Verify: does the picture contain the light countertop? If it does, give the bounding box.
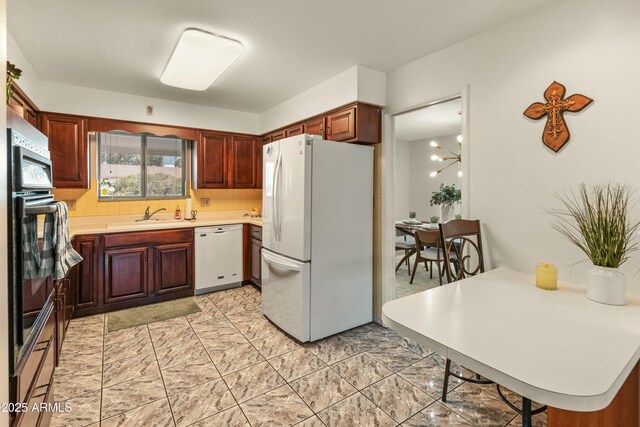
[382,268,640,412]
[67,210,262,237]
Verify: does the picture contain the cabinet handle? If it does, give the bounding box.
[34,339,51,352]
[32,384,49,399]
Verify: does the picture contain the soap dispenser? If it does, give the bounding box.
[174,205,182,220]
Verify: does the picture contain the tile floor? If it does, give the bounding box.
[51,284,547,426]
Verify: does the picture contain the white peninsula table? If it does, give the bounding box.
[382,268,640,427]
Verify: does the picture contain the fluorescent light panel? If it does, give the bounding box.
[161,28,243,91]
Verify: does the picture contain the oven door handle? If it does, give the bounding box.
[18,195,57,218]
[24,204,57,216]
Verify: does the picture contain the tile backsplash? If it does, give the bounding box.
[53,179,262,217]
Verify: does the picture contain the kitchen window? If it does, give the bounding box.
[97,132,186,199]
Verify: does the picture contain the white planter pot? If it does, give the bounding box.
[586,265,626,306]
[439,204,452,222]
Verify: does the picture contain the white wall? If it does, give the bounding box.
[7,31,41,105]
[393,140,411,220]
[386,0,640,292]
[409,134,460,220]
[259,65,385,133]
[38,81,260,134]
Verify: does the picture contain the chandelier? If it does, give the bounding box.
[429,134,462,178]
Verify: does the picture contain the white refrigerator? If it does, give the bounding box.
[261,134,373,342]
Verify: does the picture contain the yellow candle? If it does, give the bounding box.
[536,263,558,290]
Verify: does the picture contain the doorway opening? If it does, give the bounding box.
[391,96,464,299]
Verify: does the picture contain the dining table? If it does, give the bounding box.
[395,221,439,272]
[382,268,640,426]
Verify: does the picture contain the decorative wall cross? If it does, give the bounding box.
[524,81,592,152]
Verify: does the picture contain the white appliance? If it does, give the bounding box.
[194,225,243,294]
[262,134,373,342]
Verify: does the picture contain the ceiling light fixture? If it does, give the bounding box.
[161,28,244,91]
[429,135,462,178]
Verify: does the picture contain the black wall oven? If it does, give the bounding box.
[7,109,56,374]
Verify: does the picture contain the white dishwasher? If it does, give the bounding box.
[194,225,243,294]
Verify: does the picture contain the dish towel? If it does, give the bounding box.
[22,210,55,287]
[53,201,83,280]
[21,215,42,280]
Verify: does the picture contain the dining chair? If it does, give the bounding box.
[409,229,447,286]
[395,226,415,275]
[438,219,485,283]
[438,219,547,420]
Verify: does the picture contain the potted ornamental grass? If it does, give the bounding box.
[430,183,461,222]
[549,183,639,305]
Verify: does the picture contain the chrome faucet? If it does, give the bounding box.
[138,206,166,221]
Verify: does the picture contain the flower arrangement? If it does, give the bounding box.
[430,184,461,207]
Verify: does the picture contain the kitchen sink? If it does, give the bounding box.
[105,219,187,230]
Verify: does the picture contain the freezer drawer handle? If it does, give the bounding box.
[263,251,301,272]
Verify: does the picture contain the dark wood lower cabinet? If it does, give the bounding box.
[250,238,262,286]
[69,228,195,317]
[249,225,262,287]
[154,243,193,294]
[55,279,73,365]
[12,299,56,427]
[104,246,150,303]
[72,236,100,315]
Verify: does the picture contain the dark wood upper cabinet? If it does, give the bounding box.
[271,131,285,141]
[262,102,381,145]
[195,131,229,189]
[154,243,193,295]
[39,113,89,188]
[285,124,303,138]
[8,84,38,127]
[195,132,261,189]
[326,106,356,142]
[103,246,150,304]
[230,135,259,188]
[303,117,325,138]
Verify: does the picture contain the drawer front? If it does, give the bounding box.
[250,225,262,241]
[17,304,55,404]
[104,228,193,248]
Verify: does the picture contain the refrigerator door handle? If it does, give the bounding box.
[273,153,283,241]
[263,251,301,272]
[272,152,279,241]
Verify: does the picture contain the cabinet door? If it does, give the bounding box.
[104,246,149,304]
[154,243,193,295]
[196,131,229,188]
[271,131,285,141]
[40,114,89,188]
[326,106,356,142]
[250,238,262,286]
[230,135,259,188]
[303,117,325,138]
[73,236,100,310]
[285,124,303,138]
[54,280,69,363]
